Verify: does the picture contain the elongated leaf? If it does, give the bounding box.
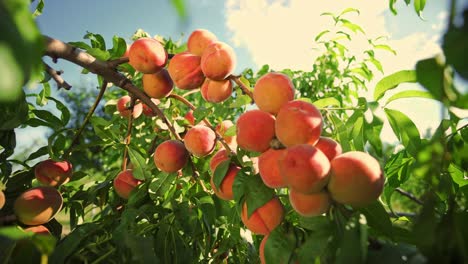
[315,30,330,42]
[359,201,393,238]
[386,90,435,105]
[339,8,360,16]
[384,108,421,156]
[213,160,231,190]
[36,83,51,106]
[312,97,341,108]
[32,0,45,17]
[415,56,444,99]
[127,146,148,180]
[48,97,71,126]
[389,0,398,15]
[32,110,63,129]
[374,44,397,55]
[414,0,426,17]
[374,70,417,101]
[170,0,187,19]
[340,19,365,34]
[265,226,297,264]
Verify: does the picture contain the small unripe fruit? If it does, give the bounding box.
[34,159,73,187]
[328,151,384,207]
[314,137,342,161]
[117,95,143,118]
[154,140,189,173]
[258,148,287,189]
[113,170,142,199]
[253,72,295,115]
[201,42,236,81]
[128,38,168,74]
[14,187,63,226]
[279,144,330,194]
[184,125,217,157]
[241,197,284,235]
[275,100,322,147]
[289,189,331,217]
[187,29,218,56]
[236,110,275,153]
[142,98,161,117]
[168,52,205,90]
[142,69,174,99]
[200,78,233,103]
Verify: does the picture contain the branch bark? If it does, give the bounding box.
[44,62,72,90]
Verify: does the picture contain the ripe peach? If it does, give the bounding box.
[210,164,240,200]
[167,52,205,90]
[184,110,195,125]
[14,186,63,226]
[187,29,218,56]
[142,98,161,117]
[258,148,287,188]
[328,151,385,207]
[128,38,168,74]
[236,110,275,153]
[289,189,331,217]
[209,149,231,173]
[275,100,323,147]
[241,197,284,235]
[142,69,174,99]
[117,95,143,118]
[215,120,236,148]
[0,190,4,209]
[34,159,73,187]
[154,140,189,173]
[201,42,236,81]
[113,170,142,199]
[184,125,217,157]
[253,72,295,115]
[315,137,342,161]
[200,78,233,103]
[278,144,330,194]
[24,225,51,236]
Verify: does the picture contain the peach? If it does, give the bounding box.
[0,190,4,209]
[201,42,236,81]
[24,225,51,236]
[128,38,168,74]
[167,52,205,90]
[328,151,385,207]
[236,110,275,153]
[259,234,268,264]
[253,72,295,115]
[154,140,189,173]
[278,144,330,194]
[184,125,217,157]
[200,78,233,103]
[275,100,323,147]
[289,189,331,217]
[117,95,143,118]
[209,149,231,173]
[241,197,284,235]
[187,29,218,56]
[142,69,174,99]
[314,137,342,161]
[113,170,142,199]
[142,98,161,117]
[34,159,73,187]
[258,148,287,189]
[215,120,236,148]
[14,186,63,226]
[184,110,195,125]
[210,164,240,200]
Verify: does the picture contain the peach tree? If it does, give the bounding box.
[0,0,467,263]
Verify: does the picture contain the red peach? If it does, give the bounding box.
[34,159,73,187]
[113,170,142,199]
[117,95,143,118]
[236,110,275,153]
[24,225,51,236]
[215,120,236,148]
[241,197,284,235]
[142,69,174,99]
[184,125,217,157]
[259,234,268,264]
[200,78,233,103]
[13,187,63,226]
[154,140,189,173]
[142,98,161,117]
[258,148,287,188]
[184,110,195,125]
[210,164,240,200]
[128,38,168,74]
[187,29,218,56]
[168,52,205,90]
[253,72,295,115]
[289,189,331,217]
[314,137,342,161]
[201,41,236,81]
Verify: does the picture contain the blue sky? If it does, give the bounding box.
[19,0,467,152]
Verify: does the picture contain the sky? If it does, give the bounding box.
[18,0,468,153]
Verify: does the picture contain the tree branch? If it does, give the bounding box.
[228,75,254,101]
[395,187,424,206]
[43,35,181,141]
[43,62,72,90]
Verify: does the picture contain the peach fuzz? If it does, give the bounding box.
[167,52,205,90]
[187,29,218,56]
[154,140,189,173]
[209,149,231,173]
[184,125,217,157]
[201,78,233,103]
[215,120,236,148]
[236,110,276,153]
[258,148,287,189]
[117,95,143,118]
[275,100,323,147]
[142,98,161,117]
[0,190,4,209]
[241,197,284,235]
[278,144,330,194]
[113,170,142,199]
[34,159,72,187]
[328,151,385,207]
[128,38,168,74]
[314,137,342,161]
[24,225,51,236]
[210,164,240,200]
[289,189,331,217]
[253,72,295,115]
[201,41,236,81]
[13,186,63,226]
[142,69,174,99]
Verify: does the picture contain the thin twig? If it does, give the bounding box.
[228,75,254,101]
[122,97,136,171]
[187,156,209,193]
[181,89,200,98]
[43,62,72,90]
[63,81,108,159]
[107,57,129,68]
[395,187,424,206]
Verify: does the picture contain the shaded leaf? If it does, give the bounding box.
[384,108,421,156]
[374,70,417,101]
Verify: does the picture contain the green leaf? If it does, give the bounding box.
[264,226,297,264]
[340,19,365,34]
[127,146,148,180]
[48,97,71,126]
[315,30,330,42]
[297,217,333,261]
[336,214,368,264]
[0,90,28,130]
[32,110,63,129]
[413,0,426,17]
[84,31,106,50]
[170,0,187,19]
[415,56,444,99]
[374,70,417,101]
[213,159,231,190]
[232,171,275,217]
[389,0,398,15]
[193,105,213,122]
[374,44,397,55]
[448,163,468,189]
[384,108,421,156]
[26,146,48,161]
[110,35,127,58]
[359,201,393,238]
[0,226,32,240]
[385,90,435,105]
[224,125,236,137]
[229,94,251,108]
[36,83,51,106]
[32,0,45,17]
[312,97,341,108]
[339,8,360,16]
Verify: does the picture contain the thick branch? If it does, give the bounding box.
[44,62,72,90]
[228,75,254,101]
[43,35,181,141]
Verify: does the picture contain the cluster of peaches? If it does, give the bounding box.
[1,159,73,236]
